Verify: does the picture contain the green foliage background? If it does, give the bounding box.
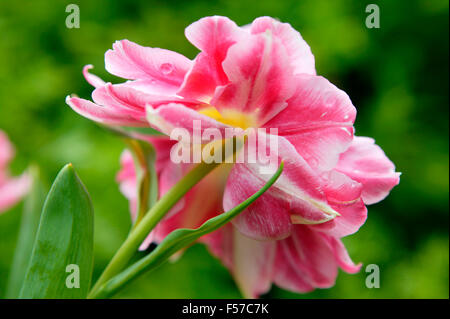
[0,0,448,298]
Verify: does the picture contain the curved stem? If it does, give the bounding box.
[88,137,243,298]
[89,161,219,297]
[89,162,284,299]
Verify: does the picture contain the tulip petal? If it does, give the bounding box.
[116,138,183,240]
[336,136,400,205]
[201,224,234,269]
[0,173,31,213]
[177,54,222,102]
[185,16,243,57]
[310,198,368,238]
[150,164,225,245]
[224,134,339,240]
[275,225,338,289]
[274,227,360,293]
[250,17,316,75]
[142,136,177,172]
[179,16,243,100]
[264,74,356,172]
[306,170,367,238]
[223,162,292,240]
[93,83,198,114]
[116,150,137,217]
[105,39,192,86]
[117,138,228,249]
[146,103,230,142]
[120,79,179,96]
[202,224,276,298]
[323,170,362,204]
[92,84,146,113]
[211,32,296,125]
[82,65,106,89]
[0,130,14,169]
[273,247,315,293]
[232,228,276,298]
[326,236,362,273]
[66,96,147,126]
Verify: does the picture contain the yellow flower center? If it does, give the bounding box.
[199,106,257,129]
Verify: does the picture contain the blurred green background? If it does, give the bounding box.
[0,0,448,298]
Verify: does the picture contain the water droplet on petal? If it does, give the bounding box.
[307,157,319,169]
[160,63,174,75]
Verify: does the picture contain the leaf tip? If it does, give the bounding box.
[61,163,76,175]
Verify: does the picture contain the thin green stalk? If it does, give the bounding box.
[89,161,218,296]
[89,162,284,299]
[124,139,158,230]
[88,137,243,297]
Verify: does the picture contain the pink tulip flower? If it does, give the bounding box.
[0,130,31,213]
[117,134,399,297]
[68,16,400,297]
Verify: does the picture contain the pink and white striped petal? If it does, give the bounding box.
[116,150,138,217]
[178,16,243,101]
[201,224,276,298]
[310,198,368,238]
[66,96,147,126]
[250,16,316,75]
[93,83,198,113]
[105,39,192,86]
[325,236,362,273]
[336,136,400,205]
[276,225,338,288]
[272,245,315,293]
[264,74,356,173]
[223,162,292,240]
[303,169,367,238]
[231,228,276,298]
[82,65,106,89]
[149,164,225,246]
[223,134,340,240]
[146,103,230,142]
[211,32,296,125]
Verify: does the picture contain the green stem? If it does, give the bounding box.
[125,139,157,230]
[89,162,284,299]
[88,137,243,298]
[88,160,220,297]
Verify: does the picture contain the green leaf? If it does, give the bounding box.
[19,164,94,299]
[5,166,47,298]
[90,162,284,299]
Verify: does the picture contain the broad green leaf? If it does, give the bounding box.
[90,162,284,299]
[19,164,94,299]
[6,166,47,298]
